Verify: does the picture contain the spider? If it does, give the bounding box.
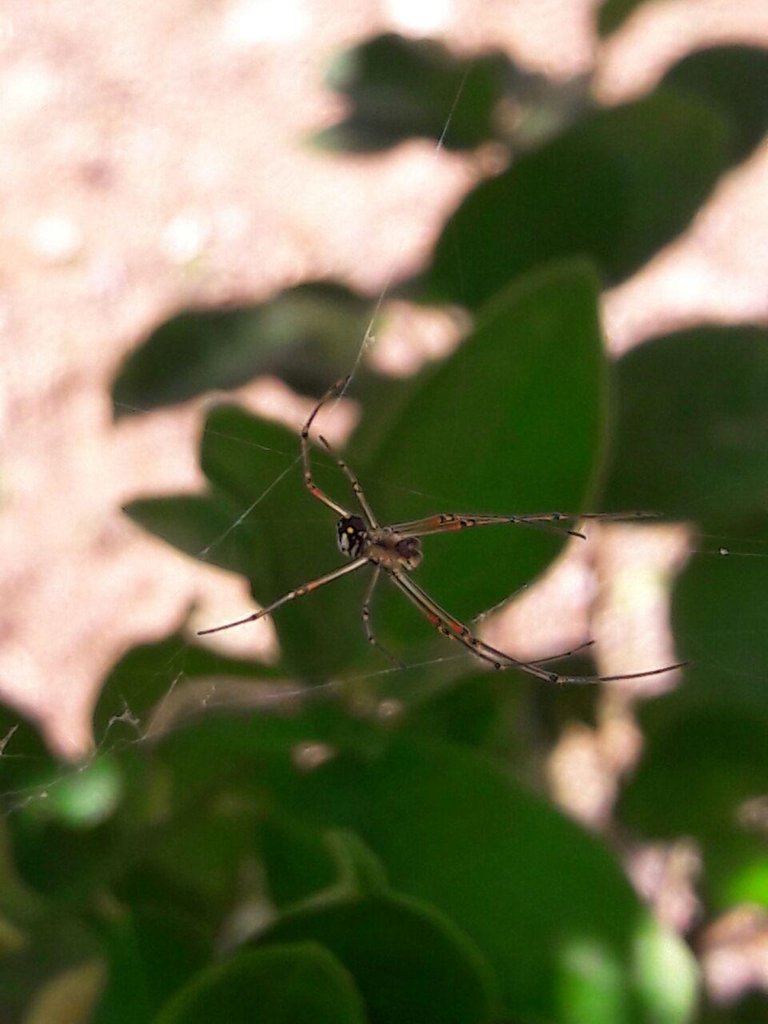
[199,377,686,685]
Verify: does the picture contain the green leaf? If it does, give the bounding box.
[256,891,497,1024]
[661,46,768,163]
[426,91,731,307]
[0,705,59,816]
[361,261,607,641]
[112,284,371,417]
[314,32,510,152]
[93,635,278,745]
[124,494,252,577]
[604,326,768,523]
[155,943,366,1024]
[91,906,208,1024]
[261,735,698,1023]
[673,538,768,712]
[198,261,609,677]
[618,698,768,911]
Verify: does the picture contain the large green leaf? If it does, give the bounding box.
[256,892,497,1024]
[426,91,730,308]
[604,327,768,522]
[261,735,698,1023]
[155,943,367,1024]
[91,905,207,1024]
[198,261,608,679]
[360,261,607,642]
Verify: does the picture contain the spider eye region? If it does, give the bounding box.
[336,515,369,559]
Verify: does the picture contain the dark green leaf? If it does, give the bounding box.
[426,91,731,307]
[155,943,366,1024]
[261,735,698,1022]
[661,46,768,162]
[124,494,252,576]
[112,284,371,417]
[314,33,510,152]
[361,261,607,640]
[257,891,497,1024]
[93,635,278,745]
[604,327,768,522]
[0,705,59,815]
[619,698,768,911]
[673,539,768,712]
[92,905,207,1024]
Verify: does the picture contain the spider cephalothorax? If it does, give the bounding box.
[199,377,685,686]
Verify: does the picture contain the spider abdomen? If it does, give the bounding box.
[368,530,423,571]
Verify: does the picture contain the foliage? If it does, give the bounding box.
[3,30,768,1024]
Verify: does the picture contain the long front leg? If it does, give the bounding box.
[387,510,660,542]
[300,378,352,518]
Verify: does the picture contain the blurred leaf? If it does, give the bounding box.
[93,635,278,745]
[604,327,768,522]
[426,91,731,308]
[256,891,497,1024]
[0,915,99,1024]
[673,537,768,711]
[124,493,253,577]
[402,672,512,750]
[0,706,59,816]
[112,284,371,417]
[155,943,366,1024]
[260,817,338,910]
[92,905,208,1024]
[261,734,698,1022]
[198,261,609,677]
[661,46,768,162]
[597,0,651,35]
[24,960,104,1024]
[619,698,768,910]
[314,33,510,152]
[621,534,768,909]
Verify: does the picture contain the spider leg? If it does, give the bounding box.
[388,510,661,542]
[387,513,587,541]
[361,565,405,668]
[388,570,558,683]
[197,556,368,636]
[388,570,687,685]
[301,378,353,518]
[317,434,379,529]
